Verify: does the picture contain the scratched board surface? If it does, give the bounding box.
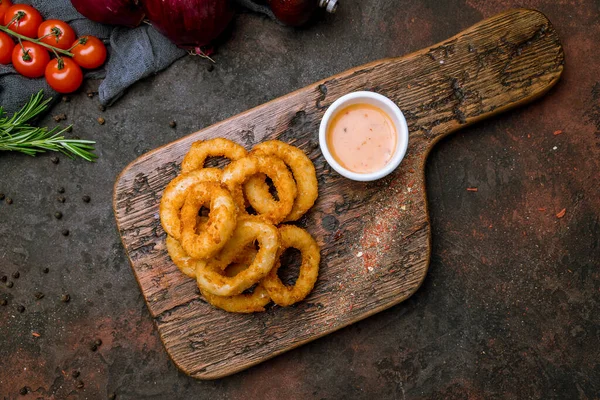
[113,9,563,379]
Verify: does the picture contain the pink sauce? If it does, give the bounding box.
[327,103,397,173]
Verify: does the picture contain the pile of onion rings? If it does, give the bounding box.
[159,138,320,313]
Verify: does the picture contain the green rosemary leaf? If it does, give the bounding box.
[0,91,97,161]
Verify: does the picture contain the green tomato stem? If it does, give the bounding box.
[0,24,74,57]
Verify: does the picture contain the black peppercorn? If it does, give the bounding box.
[72,370,80,378]
[6,197,13,205]
[53,113,67,122]
[99,105,106,112]
[95,339,102,346]
[17,305,25,313]
[169,120,177,128]
[61,294,70,303]
[12,271,19,279]
[51,156,60,164]
[62,96,70,103]
[19,387,28,395]
[58,187,65,194]
[54,211,63,220]
[0,193,4,200]
[108,393,117,400]
[0,275,6,282]
[43,268,49,274]
[61,229,70,236]
[0,299,7,306]
[90,343,98,352]
[35,292,44,300]
[6,281,13,288]
[82,195,91,203]
[207,64,214,72]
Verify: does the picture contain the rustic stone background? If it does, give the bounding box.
[0,0,598,399]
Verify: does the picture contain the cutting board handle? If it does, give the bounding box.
[315,8,564,148]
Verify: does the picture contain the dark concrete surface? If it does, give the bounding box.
[1,0,599,399]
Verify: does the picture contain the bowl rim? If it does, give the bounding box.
[318,91,409,182]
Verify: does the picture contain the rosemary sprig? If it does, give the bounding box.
[0,91,97,162]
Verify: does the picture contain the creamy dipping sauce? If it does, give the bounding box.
[326,103,397,174]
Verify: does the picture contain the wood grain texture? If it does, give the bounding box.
[113,9,563,379]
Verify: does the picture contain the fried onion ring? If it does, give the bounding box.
[166,235,203,278]
[201,285,270,313]
[262,225,320,306]
[180,182,237,259]
[200,247,271,313]
[159,168,222,240]
[181,138,247,173]
[245,140,318,221]
[196,218,281,296]
[222,155,297,224]
[166,217,208,278]
[223,246,258,277]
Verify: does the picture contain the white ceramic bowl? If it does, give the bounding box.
[319,91,409,182]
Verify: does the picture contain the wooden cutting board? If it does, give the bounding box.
[113,9,563,379]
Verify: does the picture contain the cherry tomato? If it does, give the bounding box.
[0,0,13,21]
[12,41,49,78]
[4,4,43,38]
[45,58,83,94]
[71,36,107,69]
[38,20,76,51]
[0,31,14,65]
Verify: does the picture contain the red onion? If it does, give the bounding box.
[143,0,235,50]
[70,0,145,28]
[268,0,318,27]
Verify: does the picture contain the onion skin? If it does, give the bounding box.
[70,0,145,28]
[143,0,235,49]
